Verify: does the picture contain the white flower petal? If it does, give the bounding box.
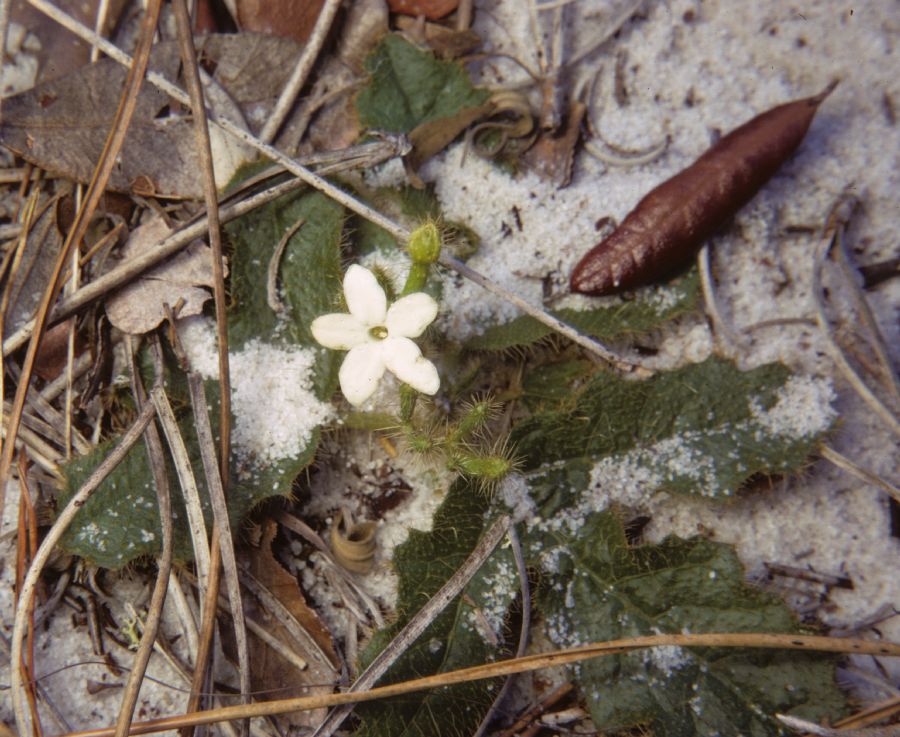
[385,292,438,339]
[339,343,386,406]
[311,313,369,350]
[344,265,387,326]
[382,337,440,396]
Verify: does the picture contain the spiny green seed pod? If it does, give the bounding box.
[407,221,442,264]
[405,428,440,455]
[449,452,512,482]
[454,399,496,440]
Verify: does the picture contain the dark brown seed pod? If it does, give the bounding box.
[570,82,838,295]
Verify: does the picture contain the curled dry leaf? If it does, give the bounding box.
[330,510,377,574]
[0,34,305,198]
[105,217,221,334]
[570,83,837,295]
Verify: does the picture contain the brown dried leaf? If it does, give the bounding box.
[388,0,459,20]
[236,0,326,44]
[406,100,494,172]
[0,34,304,198]
[33,319,83,383]
[104,217,217,334]
[9,0,127,85]
[2,195,62,336]
[242,520,339,730]
[395,16,481,59]
[522,99,586,188]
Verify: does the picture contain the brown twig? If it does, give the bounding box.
[310,515,512,737]
[186,372,251,733]
[259,0,343,144]
[10,400,157,733]
[171,6,237,730]
[47,633,900,737]
[114,339,174,737]
[0,0,161,538]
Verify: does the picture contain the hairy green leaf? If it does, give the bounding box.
[355,479,514,737]
[466,267,699,351]
[356,34,490,135]
[529,511,846,736]
[59,184,345,567]
[513,356,835,501]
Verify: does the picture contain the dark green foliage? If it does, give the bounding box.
[354,479,511,737]
[356,34,490,134]
[528,511,847,736]
[512,356,830,499]
[59,186,345,567]
[466,267,699,351]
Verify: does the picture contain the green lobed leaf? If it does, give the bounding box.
[356,34,490,135]
[225,185,345,397]
[354,479,515,737]
[466,266,700,351]
[59,377,321,569]
[59,183,345,567]
[528,510,846,736]
[512,356,834,500]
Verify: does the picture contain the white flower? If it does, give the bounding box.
[311,265,440,406]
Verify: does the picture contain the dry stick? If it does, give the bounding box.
[819,445,900,503]
[186,372,252,731]
[25,0,649,376]
[832,227,900,403]
[167,572,200,670]
[0,191,40,432]
[443,254,650,375]
[171,0,231,498]
[310,515,512,737]
[237,571,337,676]
[833,695,900,731]
[16,456,42,736]
[90,0,111,63]
[697,243,742,351]
[170,6,236,732]
[149,388,212,601]
[3,134,401,359]
[10,401,157,734]
[183,526,223,737]
[115,346,175,737]
[0,0,161,536]
[2,177,306,357]
[473,524,531,737]
[267,218,305,313]
[812,228,900,437]
[496,683,574,737]
[258,0,343,144]
[50,633,900,737]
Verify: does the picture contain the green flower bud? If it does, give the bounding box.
[407,221,442,264]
